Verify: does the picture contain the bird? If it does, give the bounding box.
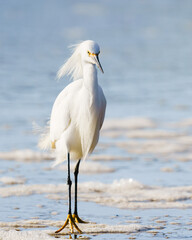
[39,40,106,234]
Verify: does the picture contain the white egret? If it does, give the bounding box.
[39,40,106,233]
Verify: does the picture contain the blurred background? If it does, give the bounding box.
[1,0,192,150]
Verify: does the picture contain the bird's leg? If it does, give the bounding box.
[72,159,88,224]
[55,153,82,234]
[73,159,80,217]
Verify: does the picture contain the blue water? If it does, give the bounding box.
[1,0,192,151]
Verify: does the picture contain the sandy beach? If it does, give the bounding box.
[0,118,192,239]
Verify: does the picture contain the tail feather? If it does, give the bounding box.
[38,131,51,150]
[37,122,51,150]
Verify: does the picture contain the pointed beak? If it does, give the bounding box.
[93,54,104,73]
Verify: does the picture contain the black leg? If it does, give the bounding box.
[67,152,72,215]
[72,160,87,223]
[55,153,82,234]
[74,159,81,215]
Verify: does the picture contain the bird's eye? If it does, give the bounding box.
[87,51,90,55]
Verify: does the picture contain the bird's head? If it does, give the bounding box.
[57,40,104,81]
[80,40,104,73]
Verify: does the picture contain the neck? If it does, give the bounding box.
[83,63,98,94]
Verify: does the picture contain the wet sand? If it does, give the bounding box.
[0,117,192,239]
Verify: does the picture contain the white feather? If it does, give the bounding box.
[38,123,51,150]
[39,40,106,167]
[57,43,83,81]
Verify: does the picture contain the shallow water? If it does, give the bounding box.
[1,0,192,239]
[0,119,192,239]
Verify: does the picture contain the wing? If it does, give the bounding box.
[98,85,107,130]
[86,86,106,156]
[50,80,82,146]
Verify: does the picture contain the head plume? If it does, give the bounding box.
[57,40,101,81]
[57,42,83,81]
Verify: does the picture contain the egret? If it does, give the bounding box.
[39,40,106,233]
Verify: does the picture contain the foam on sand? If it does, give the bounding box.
[77,179,192,209]
[0,220,155,239]
[0,177,26,185]
[1,117,192,164]
[57,161,115,174]
[102,117,156,131]
[0,179,192,209]
[0,149,54,162]
[0,230,54,240]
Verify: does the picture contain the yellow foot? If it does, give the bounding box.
[55,214,82,234]
[72,213,88,224]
